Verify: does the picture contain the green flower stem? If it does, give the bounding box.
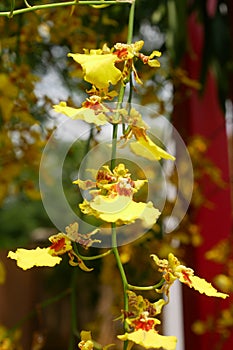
[111,123,119,170]
[0,1,131,17]
[112,223,129,338]
[9,0,15,17]
[127,0,136,44]
[128,278,165,291]
[73,243,113,260]
[109,4,137,349]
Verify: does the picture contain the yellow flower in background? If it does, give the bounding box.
[78,331,94,350]
[0,261,6,284]
[0,325,22,350]
[151,253,229,299]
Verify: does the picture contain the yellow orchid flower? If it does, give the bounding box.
[8,247,62,270]
[75,163,160,226]
[113,41,161,84]
[68,51,122,89]
[114,40,161,68]
[74,163,147,198]
[119,291,175,350]
[8,223,100,271]
[83,195,160,227]
[65,222,101,249]
[53,99,108,126]
[49,232,73,255]
[151,253,229,299]
[118,329,177,350]
[67,41,161,90]
[129,127,175,161]
[78,331,94,350]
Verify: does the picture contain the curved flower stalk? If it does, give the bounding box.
[5,2,229,349]
[8,222,100,271]
[74,163,161,227]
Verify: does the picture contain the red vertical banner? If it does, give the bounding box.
[173,8,232,350]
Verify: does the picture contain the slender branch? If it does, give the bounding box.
[126,0,136,44]
[111,124,118,169]
[9,0,15,17]
[73,243,113,260]
[112,223,129,338]
[24,0,32,7]
[128,278,165,291]
[0,1,132,17]
[109,4,137,350]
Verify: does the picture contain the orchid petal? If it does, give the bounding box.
[8,248,61,270]
[118,329,177,350]
[68,53,122,89]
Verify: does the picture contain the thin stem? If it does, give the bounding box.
[9,0,15,17]
[127,0,136,44]
[112,223,129,337]
[128,278,165,291]
[111,124,118,170]
[109,4,137,350]
[73,243,113,260]
[1,1,131,17]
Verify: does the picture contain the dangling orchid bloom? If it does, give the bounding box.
[121,119,175,161]
[8,222,100,271]
[53,41,161,126]
[68,40,161,88]
[118,291,177,350]
[74,163,160,227]
[53,95,109,126]
[151,253,229,298]
[113,40,161,84]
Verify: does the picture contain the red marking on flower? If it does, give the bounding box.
[122,311,135,320]
[115,179,135,197]
[50,238,65,252]
[96,170,116,184]
[114,48,129,60]
[133,319,155,331]
[85,180,96,188]
[138,53,149,64]
[83,100,102,111]
[181,269,192,287]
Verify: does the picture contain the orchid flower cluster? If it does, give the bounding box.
[8,36,228,350]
